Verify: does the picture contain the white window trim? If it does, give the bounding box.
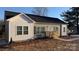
[23,26,28,35]
[17,26,22,35]
[16,26,28,35]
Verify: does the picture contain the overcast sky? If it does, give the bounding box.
[0,7,70,20]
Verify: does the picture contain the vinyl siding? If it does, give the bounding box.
[7,14,34,41]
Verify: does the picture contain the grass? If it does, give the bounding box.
[0,38,79,51]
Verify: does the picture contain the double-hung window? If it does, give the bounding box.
[40,27,45,33]
[63,27,65,32]
[34,27,45,34]
[17,26,22,35]
[23,26,28,34]
[17,26,28,35]
[34,27,40,34]
[53,27,58,32]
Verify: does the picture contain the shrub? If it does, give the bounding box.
[52,31,60,39]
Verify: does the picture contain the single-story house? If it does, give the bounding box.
[4,11,67,42]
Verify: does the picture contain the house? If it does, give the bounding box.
[4,11,67,42]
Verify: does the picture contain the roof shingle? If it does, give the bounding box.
[5,11,66,24]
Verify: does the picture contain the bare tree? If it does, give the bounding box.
[32,7,48,16]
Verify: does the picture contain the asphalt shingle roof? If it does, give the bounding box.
[5,11,66,24]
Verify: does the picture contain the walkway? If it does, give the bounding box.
[57,35,79,41]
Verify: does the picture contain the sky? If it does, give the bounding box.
[0,7,70,20]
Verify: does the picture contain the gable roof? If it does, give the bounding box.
[5,11,67,24]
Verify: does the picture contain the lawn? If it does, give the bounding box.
[0,38,79,51]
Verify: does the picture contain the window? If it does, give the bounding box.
[34,27,36,34]
[63,27,65,32]
[56,27,58,31]
[17,26,22,35]
[17,26,28,35]
[23,26,28,34]
[34,27,45,34]
[53,27,56,31]
[53,27,58,31]
[34,27,40,34]
[40,27,45,33]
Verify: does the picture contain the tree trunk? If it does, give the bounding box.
[77,16,79,34]
[77,20,79,34]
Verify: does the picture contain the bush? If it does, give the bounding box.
[52,31,60,39]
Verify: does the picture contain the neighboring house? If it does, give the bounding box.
[4,11,67,42]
